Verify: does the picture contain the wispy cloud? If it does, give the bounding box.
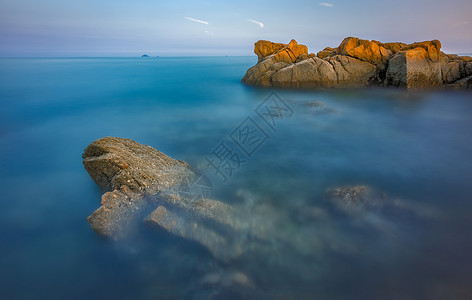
[319,2,334,7]
[248,19,264,28]
[184,17,209,25]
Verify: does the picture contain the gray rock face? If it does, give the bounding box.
[385,48,443,88]
[269,55,378,88]
[242,37,472,89]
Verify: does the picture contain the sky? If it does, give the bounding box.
[0,0,471,57]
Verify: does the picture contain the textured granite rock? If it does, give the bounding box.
[242,37,472,89]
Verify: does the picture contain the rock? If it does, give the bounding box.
[241,39,310,87]
[440,53,472,84]
[273,39,309,64]
[254,40,286,61]
[379,42,407,53]
[317,47,337,59]
[386,47,443,88]
[269,54,378,88]
[325,185,380,213]
[242,37,472,89]
[337,37,392,66]
[83,137,194,237]
[144,206,242,260]
[449,75,472,89]
[398,40,441,62]
[83,137,255,260]
[83,137,191,194]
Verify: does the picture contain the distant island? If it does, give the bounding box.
[141,54,150,58]
[242,37,472,89]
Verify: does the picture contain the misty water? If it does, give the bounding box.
[1,57,472,299]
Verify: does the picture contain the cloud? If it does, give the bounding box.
[319,2,334,7]
[184,17,209,25]
[248,19,264,28]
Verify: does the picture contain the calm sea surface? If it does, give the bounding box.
[1,57,472,299]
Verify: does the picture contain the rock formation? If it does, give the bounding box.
[83,137,245,260]
[242,37,472,89]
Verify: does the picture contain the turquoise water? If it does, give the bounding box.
[1,57,472,299]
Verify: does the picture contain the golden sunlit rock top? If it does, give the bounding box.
[242,37,472,89]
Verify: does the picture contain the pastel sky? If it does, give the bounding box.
[1,0,471,57]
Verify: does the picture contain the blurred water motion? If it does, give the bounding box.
[0,57,471,299]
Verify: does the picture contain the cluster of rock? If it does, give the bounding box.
[83,137,246,260]
[242,37,472,89]
[83,137,439,264]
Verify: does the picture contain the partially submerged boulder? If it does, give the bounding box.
[242,37,472,89]
[83,137,244,260]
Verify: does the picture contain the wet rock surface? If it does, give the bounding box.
[242,37,472,89]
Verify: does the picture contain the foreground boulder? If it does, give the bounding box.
[83,137,244,260]
[242,37,472,89]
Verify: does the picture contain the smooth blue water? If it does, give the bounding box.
[1,57,472,299]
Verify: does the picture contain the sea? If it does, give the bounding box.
[1,57,472,299]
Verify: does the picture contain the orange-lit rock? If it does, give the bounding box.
[273,39,308,64]
[386,47,442,88]
[337,37,391,66]
[316,47,337,59]
[254,40,286,61]
[242,37,471,89]
[399,40,441,62]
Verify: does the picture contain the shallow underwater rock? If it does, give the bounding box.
[242,37,472,89]
[325,185,383,213]
[144,205,243,260]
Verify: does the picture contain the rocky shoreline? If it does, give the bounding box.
[242,37,472,89]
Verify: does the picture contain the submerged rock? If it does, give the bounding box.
[242,37,472,89]
[325,185,382,213]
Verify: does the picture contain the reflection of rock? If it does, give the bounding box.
[201,270,252,288]
[306,100,325,108]
[305,100,338,115]
[242,37,472,89]
[83,137,245,260]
